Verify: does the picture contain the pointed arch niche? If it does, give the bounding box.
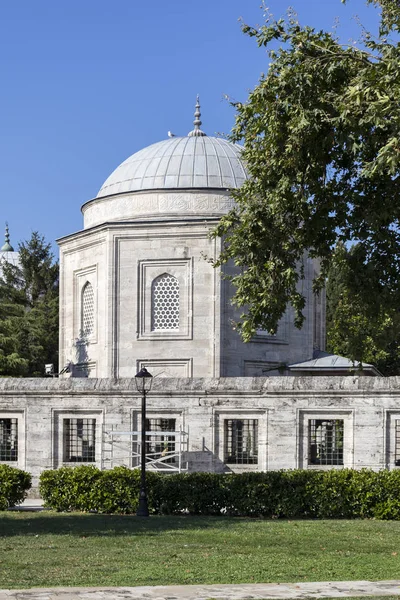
[74,265,97,344]
[138,258,193,340]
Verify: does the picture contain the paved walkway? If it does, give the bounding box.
[1,581,400,600]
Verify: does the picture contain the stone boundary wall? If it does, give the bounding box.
[1,376,400,495]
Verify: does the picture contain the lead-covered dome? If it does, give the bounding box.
[97,97,248,198]
[97,137,248,198]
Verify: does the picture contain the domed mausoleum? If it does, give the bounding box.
[1,101,387,489]
[58,99,325,378]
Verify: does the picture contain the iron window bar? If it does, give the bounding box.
[63,418,96,463]
[224,419,258,465]
[395,420,400,466]
[0,418,18,462]
[308,419,344,466]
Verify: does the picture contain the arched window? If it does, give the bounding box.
[151,273,179,331]
[81,282,95,338]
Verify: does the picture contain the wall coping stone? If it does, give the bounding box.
[0,376,400,395]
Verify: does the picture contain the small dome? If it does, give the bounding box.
[97,136,248,198]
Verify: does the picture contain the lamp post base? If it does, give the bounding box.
[137,491,149,517]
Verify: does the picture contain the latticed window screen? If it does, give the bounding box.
[0,418,18,461]
[81,282,95,337]
[151,273,179,330]
[224,419,258,464]
[63,418,96,462]
[308,419,344,466]
[145,418,176,463]
[395,420,400,466]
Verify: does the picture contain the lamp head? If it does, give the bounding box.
[135,366,153,393]
[45,363,54,376]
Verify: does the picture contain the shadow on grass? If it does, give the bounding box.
[0,512,244,537]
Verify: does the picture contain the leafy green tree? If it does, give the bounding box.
[213,0,400,362]
[0,232,59,376]
[326,243,400,374]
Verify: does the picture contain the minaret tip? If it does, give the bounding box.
[1,223,14,252]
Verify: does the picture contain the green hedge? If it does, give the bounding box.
[0,464,32,509]
[39,466,400,519]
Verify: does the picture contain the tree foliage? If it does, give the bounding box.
[0,232,59,376]
[214,0,400,361]
[326,243,400,374]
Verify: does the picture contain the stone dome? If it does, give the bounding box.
[97,135,248,198]
[97,97,248,198]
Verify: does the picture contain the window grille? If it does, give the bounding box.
[151,274,179,330]
[63,418,96,463]
[224,419,258,464]
[0,418,18,461]
[308,419,344,466]
[395,420,400,466]
[81,282,95,337]
[256,329,276,337]
[145,418,176,463]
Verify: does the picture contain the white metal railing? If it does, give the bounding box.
[105,427,189,473]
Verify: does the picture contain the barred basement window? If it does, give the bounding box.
[308,419,344,466]
[81,282,94,337]
[224,419,258,465]
[63,418,96,462]
[0,418,18,461]
[395,420,400,466]
[145,418,176,463]
[151,273,179,331]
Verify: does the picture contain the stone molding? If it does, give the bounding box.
[82,190,235,229]
[136,358,193,377]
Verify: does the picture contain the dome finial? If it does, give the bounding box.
[1,223,14,252]
[188,95,207,137]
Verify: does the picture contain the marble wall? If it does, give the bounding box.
[1,376,399,495]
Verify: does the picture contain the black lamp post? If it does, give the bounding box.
[135,366,153,517]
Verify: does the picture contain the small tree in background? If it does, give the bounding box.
[0,303,28,376]
[0,232,59,377]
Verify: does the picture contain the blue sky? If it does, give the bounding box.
[0,0,381,256]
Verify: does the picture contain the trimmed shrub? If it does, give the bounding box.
[94,467,159,514]
[151,471,230,515]
[0,464,31,509]
[39,465,102,511]
[371,470,400,519]
[94,467,140,514]
[39,467,400,519]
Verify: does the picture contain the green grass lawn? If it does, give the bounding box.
[1,513,400,589]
